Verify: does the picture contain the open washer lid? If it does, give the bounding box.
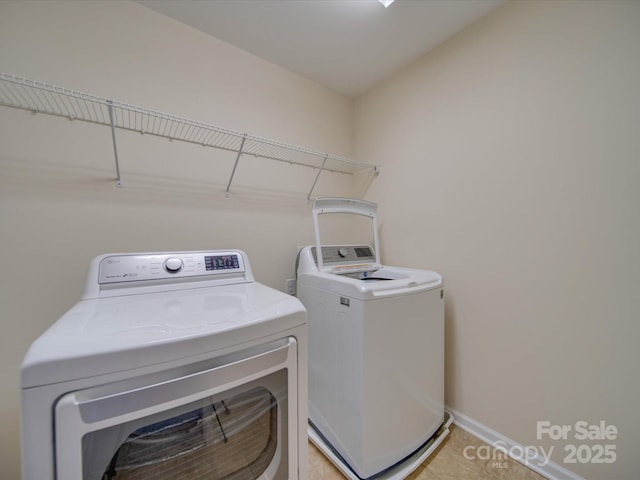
[312,198,381,272]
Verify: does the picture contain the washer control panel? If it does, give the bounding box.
[316,245,375,265]
[98,251,245,284]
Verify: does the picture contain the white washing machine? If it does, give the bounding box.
[296,198,452,480]
[21,250,307,480]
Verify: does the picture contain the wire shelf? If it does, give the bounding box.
[0,72,378,197]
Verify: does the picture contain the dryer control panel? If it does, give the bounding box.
[97,251,246,284]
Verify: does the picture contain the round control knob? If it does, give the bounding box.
[164,257,183,273]
[338,247,349,258]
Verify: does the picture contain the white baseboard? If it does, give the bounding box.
[446,406,585,480]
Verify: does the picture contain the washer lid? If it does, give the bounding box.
[312,198,381,271]
[21,282,305,388]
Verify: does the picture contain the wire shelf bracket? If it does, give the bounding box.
[307,155,328,202]
[225,134,247,197]
[0,72,380,197]
[106,100,123,188]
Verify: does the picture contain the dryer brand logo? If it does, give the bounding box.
[340,297,350,307]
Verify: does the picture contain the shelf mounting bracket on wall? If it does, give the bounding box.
[225,133,247,197]
[307,155,328,202]
[106,100,123,187]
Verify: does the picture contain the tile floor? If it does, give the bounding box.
[308,425,546,480]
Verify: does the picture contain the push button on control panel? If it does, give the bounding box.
[163,257,184,273]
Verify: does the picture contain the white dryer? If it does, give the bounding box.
[21,250,307,480]
[296,198,452,480]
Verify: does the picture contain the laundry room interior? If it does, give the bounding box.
[1,1,638,479]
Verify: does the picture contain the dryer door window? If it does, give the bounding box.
[54,339,297,480]
[96,381,283,480]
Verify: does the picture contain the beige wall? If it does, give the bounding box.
[0,1,356,478]
[356,1,639,478]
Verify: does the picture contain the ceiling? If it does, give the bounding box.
[138,0,506,98]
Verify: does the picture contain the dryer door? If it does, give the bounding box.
[54,338,297,480]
